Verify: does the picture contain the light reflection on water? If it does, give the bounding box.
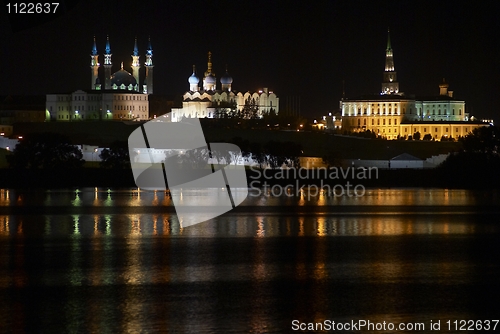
[0,188,499,333]
[1,187,499,207]
[0,214,486,238]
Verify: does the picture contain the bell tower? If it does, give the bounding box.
[381,29,399,95]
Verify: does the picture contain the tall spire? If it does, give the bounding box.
[90,36,100,90]
[131,38,140,92]
[147,36,152,54]
[91,36,98,56]
[133,37,139,56]
[144,36,154,94]
[205,51,213,76]
[386,28,391,50]
[104,35,113,89]
[105,35,111,54]
[381,28,399,95]
[145,36,153,66]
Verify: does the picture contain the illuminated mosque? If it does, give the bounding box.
[46,36,152,121]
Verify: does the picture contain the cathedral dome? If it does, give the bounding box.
[220,72,233,85]
[189,73,199,84]
[205,74,216,85]
[111,69,137,87]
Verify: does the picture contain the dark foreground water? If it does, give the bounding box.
[0,188,499,333]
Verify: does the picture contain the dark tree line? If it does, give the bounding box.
[438,125,500,187]
[7,133,85,169]
[7,134,133,170]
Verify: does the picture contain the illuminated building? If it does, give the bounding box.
[170,52,279,122]
[46,36,152,121]
[46,90,149,121]
[341,30,488,140]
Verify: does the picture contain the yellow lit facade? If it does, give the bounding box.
[341,31,488,140]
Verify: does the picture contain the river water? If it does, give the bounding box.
[0,188,499,333]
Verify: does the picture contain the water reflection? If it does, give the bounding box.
[0,188,499,333]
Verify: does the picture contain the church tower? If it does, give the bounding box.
[381,29,399,95]
[131,38,140,92]
[104,35,113,90]
[203,51,216,91]
[90,37,100,90]
[144,37,154,94]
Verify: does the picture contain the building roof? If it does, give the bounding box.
[391,153,422,161]
[417,95,464,102]
[111,69,137,87]
[400,120,487,125]
[343,94,414,102]
[343,94,464,102]
[48,89,146,95]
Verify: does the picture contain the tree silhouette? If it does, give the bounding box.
[241,97,259,119]
[7,133,84,169]
[99,141,132,169]
[461,126,499,154]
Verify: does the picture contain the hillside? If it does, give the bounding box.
[10,121,461,160]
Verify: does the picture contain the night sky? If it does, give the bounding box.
[1,0,499,120]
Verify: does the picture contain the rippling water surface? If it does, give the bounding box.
[0,188,499,333]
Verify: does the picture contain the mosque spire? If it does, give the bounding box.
[91,36,98,56]
[90,36,100,90]
[144,36,154,94]
[133,37,139,56]
[105,35,111,54]
[104,35,113,89]
[147,36,152,53]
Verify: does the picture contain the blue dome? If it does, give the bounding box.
[205,74,216,84]
[189,73,199,84]
[111,69,137,87]
[220,72,233,85]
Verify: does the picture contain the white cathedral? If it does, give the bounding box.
[340,30,487,140]
[170,52,279,122]
[46,36,153,121]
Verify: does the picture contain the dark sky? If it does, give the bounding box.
[1,0,499,120]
